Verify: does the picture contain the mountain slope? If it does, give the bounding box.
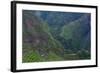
[22,10,64,62]
[22,10,91,62]
[60,14,91,59]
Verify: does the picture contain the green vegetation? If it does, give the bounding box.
[22,10,91,63]
[23,50,44,62]
[23,49,63,62]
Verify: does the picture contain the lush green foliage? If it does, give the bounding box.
[22,10,91,63]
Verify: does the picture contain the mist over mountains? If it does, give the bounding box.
[22,10,91,62]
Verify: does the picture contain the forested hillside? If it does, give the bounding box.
[22,10,91,63]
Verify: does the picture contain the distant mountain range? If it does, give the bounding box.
[22,10,91,63]
[36,11,91,51]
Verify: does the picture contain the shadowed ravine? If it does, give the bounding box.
[22,10,91,63]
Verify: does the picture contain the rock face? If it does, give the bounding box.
[22,10,91,63]
[22,10,64,62]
